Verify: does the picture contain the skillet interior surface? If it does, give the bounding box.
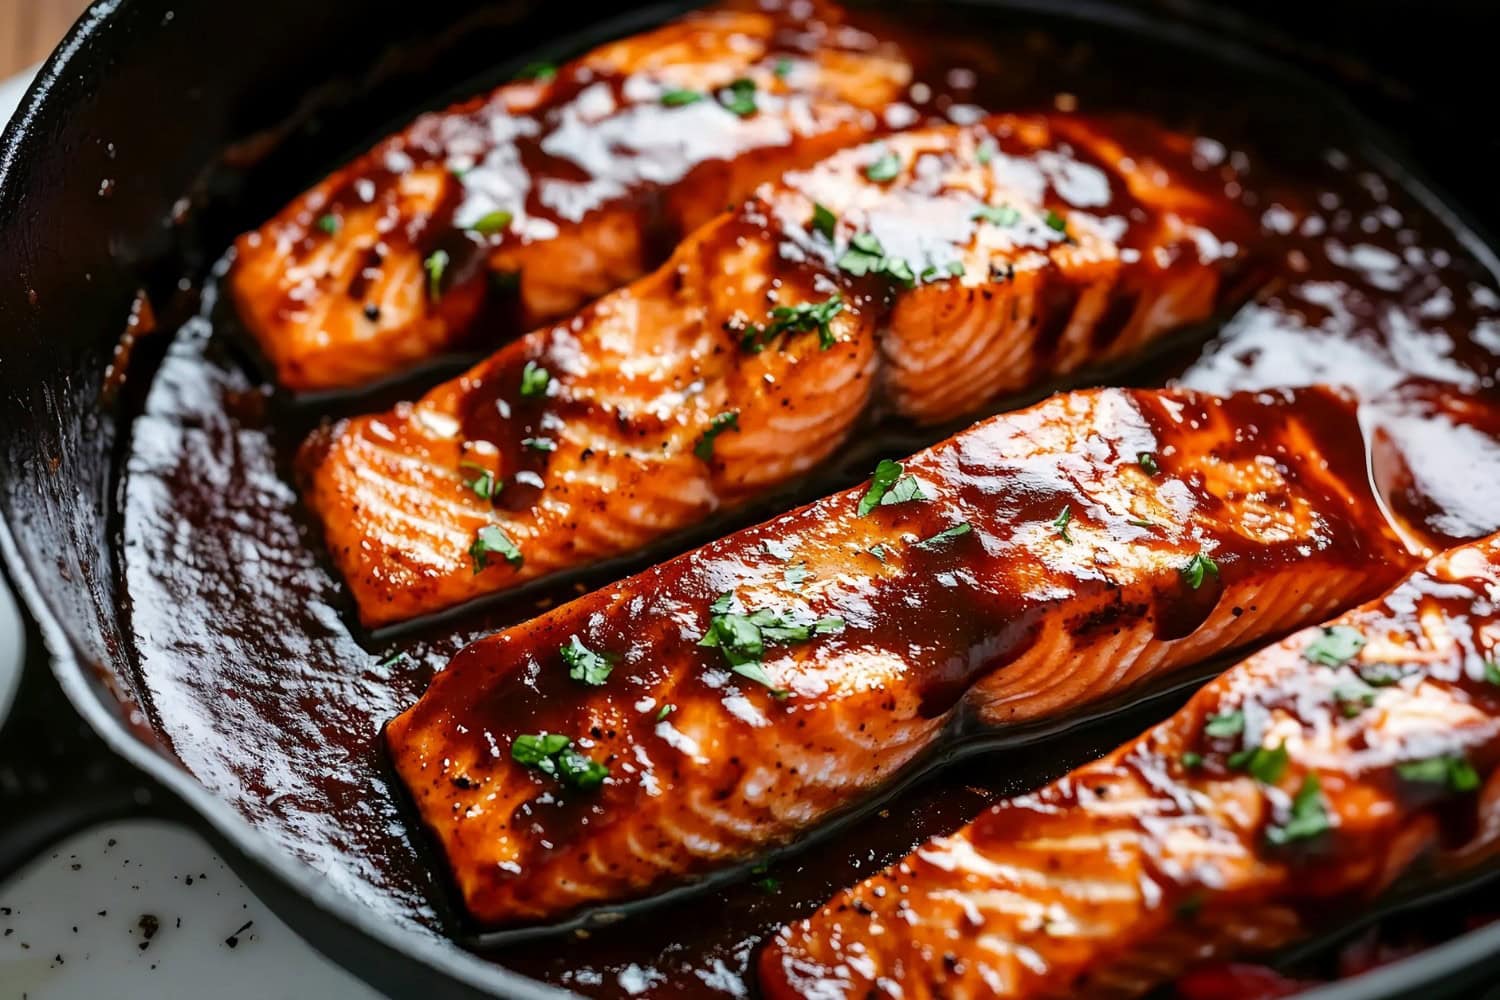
[3,0,1500,997]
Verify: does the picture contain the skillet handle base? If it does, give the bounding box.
[0,623,173,884]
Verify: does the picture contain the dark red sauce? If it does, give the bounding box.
[114,3,1500,997]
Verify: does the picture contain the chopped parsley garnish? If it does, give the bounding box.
[519,360,551,398]
[1302,626,1365,667]
[1332,679,1376,717]
[424,249,450,301]
[521,436,556,452]
[976,139,997,165]
[972,203,1020,226]
[919,261,965,282]
[1043,209,1069,233]
[469,524,523,573]
[1486,660,1500,685]
[864,151,901,183]
[868,543,890,563]
[378,651,409,669]
[656,703,676,721]
[717,78,758,117]
[1052,504,1073,543]
[460,462,501,502]
[1229,742,1289,785]
[773,56,793,79]
[811,203,837,241]
[1181,751,1204,769]
[836,232,914,287]
[694,411,740,461]
[316,213,340,235]
[1359,662,1406,687]
[660,88,703,106]
[1180,552,1220,590]
[517,61,558,82]
[914,522,973,550]
[741,294,844,352]
[1397,755,1480,792]
[858,459,926,515]
[560,635,616,686]
[1127,517,1155,528]
[1265,774,1332,846]
[698,593,845,697]
[511,733,608,790]
[1203,710,1244,739]
[1138,452,1160,475]
[783,564,809,588]
[467,209,514,236]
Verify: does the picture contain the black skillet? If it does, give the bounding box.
[2,0,1500,997]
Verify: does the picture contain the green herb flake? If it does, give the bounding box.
[1203,710,1244,739]
[914,522,973,550]
[378,651,410,669]
[467,209,514,236]
[1044,209,1069,234]
[656,703,676,721]
[864,151,901,183]
[920,261,966,282]
[783,564,809,588]
[698,594,844,698]
[469,524,523,573]
[1180,552,1220,590]
[973,203,1021,226]
[517,61,558,82]
[424,249,450,302]
[1484,660,1500,685]
[512,733,608,790]
[773,56,794,79]
[521,436,556,452]
[1303,626,1365,668]
[858,459,927,515]
[717,77,757,117]
[1052,504,1073,543]
[811,202,837,241]
[1265,774,1332,846]
[560,635,616,686]
[316,213,340,235]
[976,139,997,166]
[460,462,501,502]
[1138,452,1160,475]
[753,875,781,893]
[868,543,890,563]
[1397,755,1481,793]
[742,294,844,352]
[660,88,703,107]
[1127,517,1155,529]
[695,411,740,461]
[837,231,886,277]
[1332,679,1376,717]
[1227,744,1291,785]
[519,360,551,398]
[1181,751,1204,769]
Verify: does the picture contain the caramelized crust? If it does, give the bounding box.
[229,0,911,390]
[761,534,1500,1000]
[304,115,1251,626]
[384,385,1411,928]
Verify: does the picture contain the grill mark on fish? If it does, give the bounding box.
[306,114,1254,627]
[383,385,1411,928]
[229,0,911,391]
[762,534,1500,1000]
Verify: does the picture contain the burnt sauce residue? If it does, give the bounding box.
[117,5,1500,998]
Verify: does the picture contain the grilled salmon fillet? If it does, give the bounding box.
[762,533,1500,1000]
[384,385,1411,928]
[229,0,912,391]
[304,115,1253,626]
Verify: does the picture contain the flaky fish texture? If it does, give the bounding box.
[762,534,1500,1000]
[304,114,1252,626]
[384,385,1411,928]
[229,0,911,390]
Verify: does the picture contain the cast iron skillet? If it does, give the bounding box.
[2,1,1500,997]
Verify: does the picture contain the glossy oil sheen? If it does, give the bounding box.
[113,4,1500,998]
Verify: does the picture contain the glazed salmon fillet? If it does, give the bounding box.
[304,115,1253,626]
[229,0,912,390]
[762,533,1500,1000]
[384,385,1412,928]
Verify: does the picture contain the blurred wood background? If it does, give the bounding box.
[0,0,90,80]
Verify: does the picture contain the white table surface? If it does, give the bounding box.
[0,65,380,1000]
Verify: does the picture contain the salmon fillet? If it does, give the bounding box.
[229,0,912,391]
[383,385,1411,928]
[761,533,1500,1000]
[304,115,1253,626]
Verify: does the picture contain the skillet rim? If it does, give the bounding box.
[2,1,1500,998]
